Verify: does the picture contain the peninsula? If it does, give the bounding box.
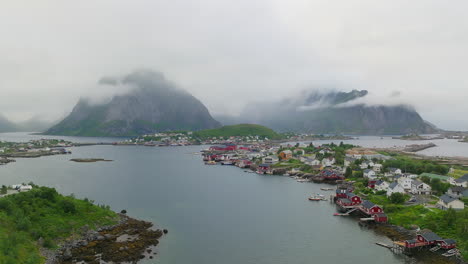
[0,185,165,263]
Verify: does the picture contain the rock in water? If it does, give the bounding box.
[45,69,221,136]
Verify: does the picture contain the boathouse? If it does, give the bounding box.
[417,232,442,246]
[373,213,388,223]
[360,200,383,215]
[257,164,271,174]
[346,193,362,205]
[438,239,457,249]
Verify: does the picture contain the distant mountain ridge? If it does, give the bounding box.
[45,70,221,137]
[217,90,438,135]
[0,115,18,133]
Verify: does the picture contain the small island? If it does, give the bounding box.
[70,158,113,163]
[0,185,165,263]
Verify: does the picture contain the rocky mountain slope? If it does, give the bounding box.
[45,70,221,136]
[218,90,438,135]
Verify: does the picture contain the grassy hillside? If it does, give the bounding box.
[0,186,117,263]
[193,124,281,139]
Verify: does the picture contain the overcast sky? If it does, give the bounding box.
[1,0,467,130]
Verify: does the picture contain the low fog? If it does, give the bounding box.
[1,0,468,130]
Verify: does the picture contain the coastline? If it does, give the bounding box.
[47,213,166,264]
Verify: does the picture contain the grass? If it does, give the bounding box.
[448,169,468,179]
[0,186,118,263]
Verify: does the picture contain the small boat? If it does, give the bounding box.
[205,161,217,165]
[297,179,310,183]
[320,187,333,191]
[284,173,290,176]
[308,194,325,201]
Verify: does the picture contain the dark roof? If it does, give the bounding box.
[364,169,372,173]
[347,193,356,198]
[412,180,423,186]
[338,198,351,204]
[455,174,468,183]
[463,189,468,197]
[420,232,442,242]
[389,182,399,189]
[449,186,466,193]
[440,194,457,204]
[361,200,376,209]
[441,239,456,245]
[406,239,418,244]
[373,213,387,218]
[259,164,271,167]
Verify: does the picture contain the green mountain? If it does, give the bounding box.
[218,90,438,135]
[45,70,221,137]
[193,124,281,139]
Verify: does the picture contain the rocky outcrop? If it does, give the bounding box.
[51,214,164,264]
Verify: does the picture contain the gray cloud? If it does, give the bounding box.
[0,0,467,130]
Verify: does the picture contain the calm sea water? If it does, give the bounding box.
[0,133,465,263]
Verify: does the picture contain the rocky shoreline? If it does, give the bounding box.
[370,225,465,264]
[46,214,166,264]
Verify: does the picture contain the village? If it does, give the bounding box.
[201,141,468,261]
[0,139,72,165]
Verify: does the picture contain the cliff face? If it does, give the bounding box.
[219,90,438,135]
[45,70,221,136]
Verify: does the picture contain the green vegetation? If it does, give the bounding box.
[385,206,468,260]
[383,155,449,175]
[420,176,451,196]
[193,124,282,140]
[0,186,117,263]
[449,168,468,179]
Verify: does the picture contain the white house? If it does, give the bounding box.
[303,158,321,166]
[363,169,377,179]
[262,156,279,164]
[375,180,390,192]
[447,186,467,199]
[453,174,468,188]
[344,157,356,167]
[387,182,406,197]
[388,167,402,175]
[321,157,335,167]
[247,152,263,159]
[360,162,370,170]
[411,180,432,195]
[437,195,465,210]
[19,185,33,192]
[397,175,413,190]
[373,164,383,172]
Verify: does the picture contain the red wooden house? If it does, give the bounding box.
[368,180,377,189]
[403,239,426,248]
[345,193,362,205]
[237,159,253,168]
[416,232,442,246]
[335,188,348,198]
[209,144,237,151]
[257,164,271,174]
[360,200,383,215]
[438,239,457,249]
[373,213,388,223]
[336,198,354,207]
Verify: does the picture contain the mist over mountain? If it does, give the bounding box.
[0,115,19,133]
[45,70,221,137]
[216,90,438,135]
